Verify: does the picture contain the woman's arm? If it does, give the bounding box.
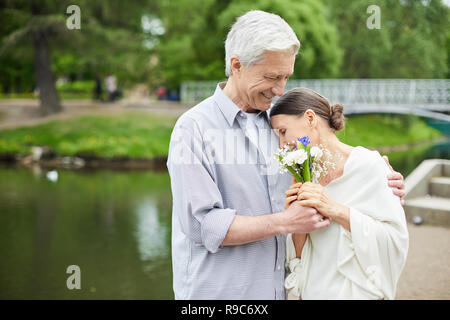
[284,180,325,257]
[292,233,307,258]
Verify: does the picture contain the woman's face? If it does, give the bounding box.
[270,113,320,148]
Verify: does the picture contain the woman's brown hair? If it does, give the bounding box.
[270,87,345,131]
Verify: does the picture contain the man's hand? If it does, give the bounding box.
[280,201,330,234]
[383,155,405,206]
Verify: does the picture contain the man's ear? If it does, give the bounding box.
[229,56,242,75]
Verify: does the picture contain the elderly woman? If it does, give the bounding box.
[270,88,409,300]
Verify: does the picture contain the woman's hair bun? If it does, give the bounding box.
[329,103,345,131]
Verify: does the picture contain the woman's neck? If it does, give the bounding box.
[320,135,352,158]
[317,133,353,186]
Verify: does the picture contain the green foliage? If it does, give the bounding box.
[0,0,158,93]
[336,114,442,147]
[326,0,449,78]
[0,0,448,94]
[217,0,343,79]
[157,0,343,88]
[156,0,228,89]
[0,112,176,158]
[56,80,95,93]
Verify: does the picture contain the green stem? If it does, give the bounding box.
[302,145,311,182]
[287,166,303,183]
[278,154,303,182]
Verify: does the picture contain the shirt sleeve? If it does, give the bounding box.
[337,151,409,299]
[167,116,236,253]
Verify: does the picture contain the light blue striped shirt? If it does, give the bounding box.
[167,82,291,299]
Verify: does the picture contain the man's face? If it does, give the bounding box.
[236,51,295,112]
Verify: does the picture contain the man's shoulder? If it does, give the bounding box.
[175,95,218,128]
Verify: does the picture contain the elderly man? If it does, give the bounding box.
[167,10,405,300]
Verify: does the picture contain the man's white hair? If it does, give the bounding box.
[224,10,300,77]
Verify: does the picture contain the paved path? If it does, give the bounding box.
[0,99,190,129]
[396,223,450,299]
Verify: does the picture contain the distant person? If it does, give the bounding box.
[93,73,103,101]
[168,90,179,101]
[157,86,167,100]
[105,74,118,102]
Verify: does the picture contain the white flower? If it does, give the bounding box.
[282,149,307,167]
[310,146,323,159]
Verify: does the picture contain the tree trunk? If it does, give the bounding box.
[32,31,62,116]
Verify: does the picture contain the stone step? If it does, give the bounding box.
[429,176,450,198]
[404,196,450,227]
[444,163,450,177]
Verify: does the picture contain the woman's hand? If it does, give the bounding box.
[285,178,302,209]
[297,182,351,231]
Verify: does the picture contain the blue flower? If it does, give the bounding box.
[297,136,310,147]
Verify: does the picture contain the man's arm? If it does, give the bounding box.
[221,201,330,246]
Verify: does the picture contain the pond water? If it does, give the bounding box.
[0,168,173,299]
[0,138,449,299]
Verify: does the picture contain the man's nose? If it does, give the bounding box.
[272,79,287,96]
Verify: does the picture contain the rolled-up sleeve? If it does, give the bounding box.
[167,116,236,253]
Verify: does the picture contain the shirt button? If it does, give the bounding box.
[277,265,281,270]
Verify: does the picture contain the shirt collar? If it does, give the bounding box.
[214,81,270,127]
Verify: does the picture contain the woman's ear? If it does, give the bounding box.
[304,109,317,128]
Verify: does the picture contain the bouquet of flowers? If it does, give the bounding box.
[275,136,333,183]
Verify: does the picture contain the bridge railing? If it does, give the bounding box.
[181,79,450,107]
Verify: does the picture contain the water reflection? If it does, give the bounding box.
[135,197,169,267]
[386,138,450,177]
[0,168,173,299]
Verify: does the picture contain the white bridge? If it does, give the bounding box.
[181,79,450,122]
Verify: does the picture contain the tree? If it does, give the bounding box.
[0,0,156,115]
[156,0,343,89]
[325,0,449,78]
[156,0,230,90]
[218,0,343,79]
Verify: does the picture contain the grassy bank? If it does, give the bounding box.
[0,113,443,159]
[0,112,176,158]
[337,114,442,147]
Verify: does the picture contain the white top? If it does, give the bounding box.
[285,146,409,300]
[105,75,117,92]
[243,112,259,146]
